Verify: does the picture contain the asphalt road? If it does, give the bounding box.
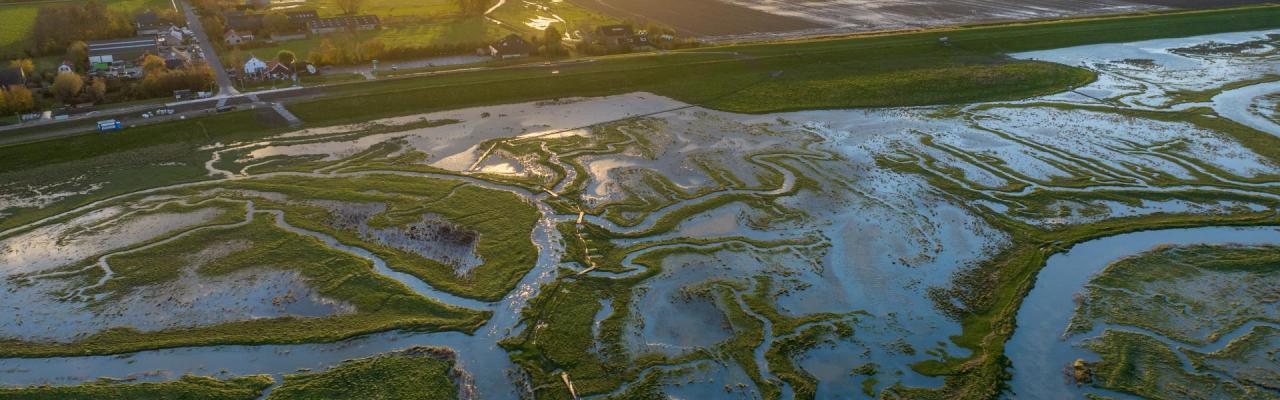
[0,56,596,146]
[180,0,239,97]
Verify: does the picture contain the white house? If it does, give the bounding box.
[57,62,74,74]
[244,55,267,76]
[224,29,254,45]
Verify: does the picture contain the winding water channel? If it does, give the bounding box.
[1004,226,1280,400]
[1213,81,1280,138]
[0,203,565,399]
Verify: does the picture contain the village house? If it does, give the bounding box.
[0,67,26,89]
[57,61,75,74]
[243,55,268,76]
[161,48,192,69]
[489,34,533,59]
[307,15,381,35]
[87,36,159,72]
[158,26,185,47]
[264,61,292,79]
[224,29,254,45]
[134,11,167,35]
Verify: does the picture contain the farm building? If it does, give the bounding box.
[87,36,159,66]
[286,10,319,31]
[307,15,381,34]
[225,11,264,32]
[489,34,533,59]
[134,11,167,35]
[596,25,649,48]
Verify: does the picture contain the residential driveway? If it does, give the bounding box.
[180,0,239,97]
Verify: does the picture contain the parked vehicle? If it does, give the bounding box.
[97,119,122,132]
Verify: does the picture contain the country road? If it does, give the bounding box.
[0,57,594,145]
[180,0,239,97]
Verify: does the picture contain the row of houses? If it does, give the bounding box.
[0,33,173,91]
[242,55,295,79]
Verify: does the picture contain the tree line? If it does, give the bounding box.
[27,0,134,56]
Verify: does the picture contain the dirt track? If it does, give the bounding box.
[571,0,1278,39]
